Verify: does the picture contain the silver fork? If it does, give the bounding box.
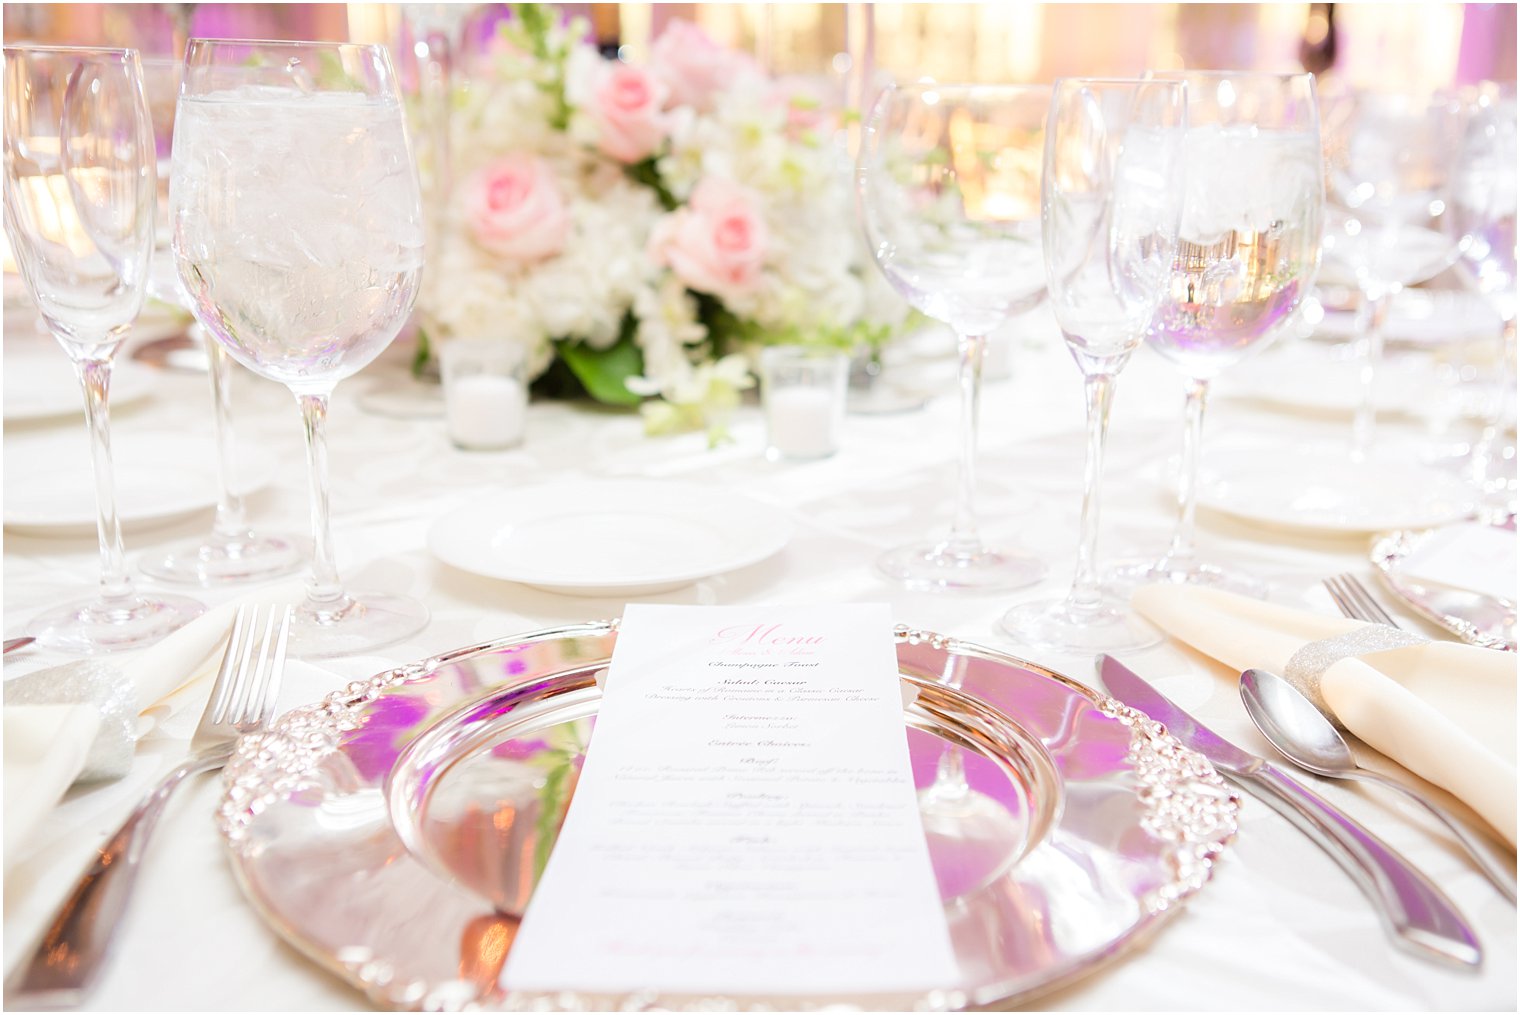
[1324,572,1402,627]
[5,603,291,1010]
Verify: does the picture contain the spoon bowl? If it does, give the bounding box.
[1239,667,1359,777]
[1240,667,1516,904]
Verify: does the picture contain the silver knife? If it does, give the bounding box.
[1097,654,1481,969]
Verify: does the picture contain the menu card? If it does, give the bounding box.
[500,603,958,997]
[1400,522,1517,602]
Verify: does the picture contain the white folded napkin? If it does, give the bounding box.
[1132,584,1517,847]
[2,704,100,858]
[2,581,305,865]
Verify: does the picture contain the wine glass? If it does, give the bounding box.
[998,78,1186,653]
[1321,88,1469,461]
[2,46,204,652]
[137,55,305,586]
[171,39,429,657]
[857,82,1050,592]
[1119,71,1324,594]
[1450,86,1518,510]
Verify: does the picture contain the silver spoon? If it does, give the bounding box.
[1241,667,1516,904]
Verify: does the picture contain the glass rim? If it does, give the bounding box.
[1053,76,1185,89]
[1148,68,1316,83]
[184,37,390,53]
[2,44,137,59]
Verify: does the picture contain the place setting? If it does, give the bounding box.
[1,5,1516,1013]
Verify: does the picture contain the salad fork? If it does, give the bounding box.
[5,603,291,1009]
[1324,572,1402,628]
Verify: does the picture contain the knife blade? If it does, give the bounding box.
[1097,654,1481,970]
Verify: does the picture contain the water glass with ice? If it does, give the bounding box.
[171,39,428,657]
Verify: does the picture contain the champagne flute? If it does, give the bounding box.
[2,46,203,652]
[1120,71,1324,594]
[171,39,428,657]
[1450,86,1518,510]
[998,78,1186,653]
[137,55,305,586]
[857,83,1050,592]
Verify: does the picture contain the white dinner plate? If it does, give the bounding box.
[3,430,279,533]
[1196,447,1479,534]
[1312,288,1502,348]
[427,479,794,595]
[3,348,155,422]
[1220,344,1428,416]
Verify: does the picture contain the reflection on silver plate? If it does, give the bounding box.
[1372,525,1517,652]
[218,625,1238,1011]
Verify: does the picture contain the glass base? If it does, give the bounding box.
[917,777,1024,900]
[289,590,430,659]
[997,594,1161,654]
[877,540,1046,593]
[139,530,307,586]
[27,591,205,655]
[1106,557,1269,599]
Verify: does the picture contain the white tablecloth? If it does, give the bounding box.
[3,309,1514,1010]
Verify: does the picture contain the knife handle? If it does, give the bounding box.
[1241,764,1482,969]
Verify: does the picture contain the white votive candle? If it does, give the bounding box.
[446,373,526,450]
[766,385,842,459]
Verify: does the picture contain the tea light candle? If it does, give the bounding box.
[760,346,849,462]
[445,373,526,450]
[766,386,840,459]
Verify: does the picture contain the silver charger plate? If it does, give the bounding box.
[218,623,1239,1011]
[1372,523,1517,652]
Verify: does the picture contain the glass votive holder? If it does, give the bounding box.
[760,345,849,462]
[439,338,528,451]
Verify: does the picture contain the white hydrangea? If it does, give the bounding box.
[418,18,909,441]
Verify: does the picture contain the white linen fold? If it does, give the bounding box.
[1132,584,1517,847]
[2,581,305,867]
[2,704,100,857]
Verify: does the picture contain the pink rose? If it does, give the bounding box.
[464,156,570,264]
[588,61,669,164]
[649,19,759,112]
[649,177,767,299]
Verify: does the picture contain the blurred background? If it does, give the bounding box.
[3,3,1515,95]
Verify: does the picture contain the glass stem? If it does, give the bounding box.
[1471,315,1518,499]
[204,332,249,541]
[1070,371,1117,613]
[1351,288,1390,464]
[945,330,986,557]
[297,392,345,609]
[1163,377,1211,573]
[77,355,133,605]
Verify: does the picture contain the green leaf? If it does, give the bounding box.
[532,757,571,884]
[557,325,645,407]
[626,157,678,210]
[410,324,433,378]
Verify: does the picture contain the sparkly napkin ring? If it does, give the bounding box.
[3,660,137,781]
[1283,626,1429,723]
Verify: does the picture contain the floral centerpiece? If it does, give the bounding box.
[417,4,906,438]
